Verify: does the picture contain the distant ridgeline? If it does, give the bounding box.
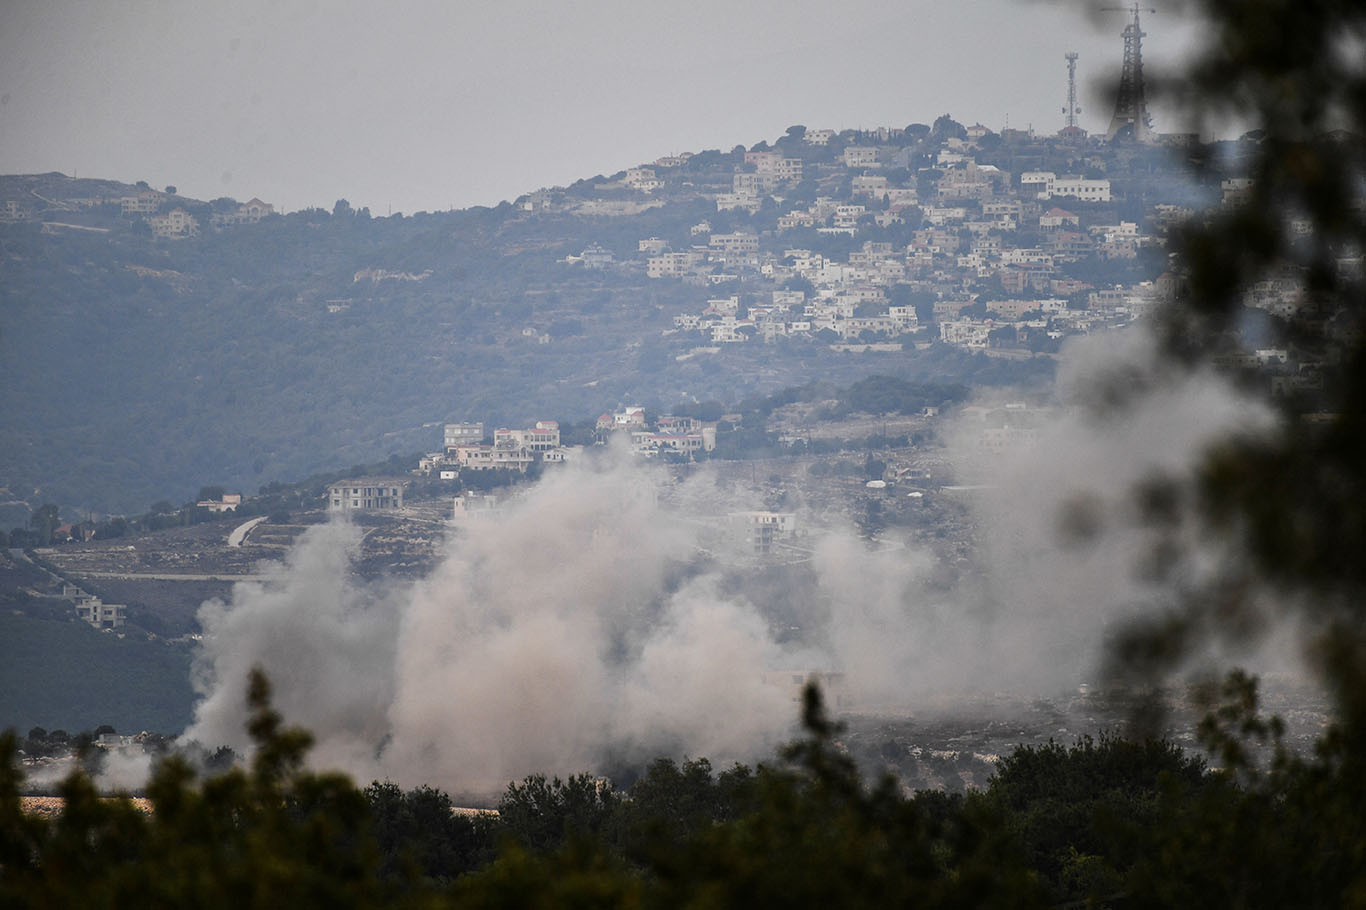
[1,119,1222,515]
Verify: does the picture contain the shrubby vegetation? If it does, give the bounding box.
[8,673,1365,907]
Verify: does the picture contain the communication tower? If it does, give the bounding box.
[1105,4,1155,142]
[1063,52,1081,130]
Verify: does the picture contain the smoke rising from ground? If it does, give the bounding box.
[180,326,1276,796]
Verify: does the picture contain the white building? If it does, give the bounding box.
[843,147,879,168]
[939,319,994,349]
[149,208,198,238]
[75,597,126,630]
[580,244,614,268]
[729,511,798,555]
[648,251,703,278]
[709,232,760,255]
[452,493,501,520]
[1051,177,1111,202]
[328,479,407,511]
[196,493,242,513]
[1021,171,1111,202]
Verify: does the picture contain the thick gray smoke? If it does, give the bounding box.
[184,454,801,795]
[181,326,1276,796]
[942,329,1280,686]
[188,520,404,774]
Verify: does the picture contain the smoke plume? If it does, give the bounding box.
[181,326,1278,797]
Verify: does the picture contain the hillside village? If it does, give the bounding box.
[0,106,1325,523]
[0,118,1341,779]
[524,118,1300,360]
[2,116,1302,370]
[7,105,1321,705]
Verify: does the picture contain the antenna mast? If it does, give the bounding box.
[1063,52,1081,130]
[1105,4,1156,142]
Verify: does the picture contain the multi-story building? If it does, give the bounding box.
[1039,207,1080,230]
[715,192,761,212]
[729,511,797,555]
[444,423,484,450]
[709,233,760,255]
[1021,171,1111,202]
[843,147,879,168]
[75,597,126,630]
[235,198,274,222]
[624,167,657,189]
[120,191,161,215]
[631,430,714,457]
[149,208,199,238]
[939,319,994,348]
[327,479,407,511]
[851,175,890,198]
[453,443,534,472]
[501,420,560,452]
[647,251,703,278]
[757,157,803,182]
[580,244,614,268]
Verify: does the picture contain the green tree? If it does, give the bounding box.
[364,780,495,886]
[0,669,384,908]
[497,773,620,854]
[27,505,59,546]
[610,757,756,858]
[985,734,1209,904]
[640,685,1046,908]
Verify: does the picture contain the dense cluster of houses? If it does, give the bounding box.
[320,410,718,518]
[412,409,721,482]
[413,420,568,478]
[591,407,718,458]
[540,122,1246,356]
[649,131,1170,353]
[323,410,724,517]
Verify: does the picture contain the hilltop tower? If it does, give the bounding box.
[1064,52,1081,130]
[1105,5,1155,142]
[1058,52,1088,140]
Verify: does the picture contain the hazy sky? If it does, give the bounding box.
[0,0,1204,215]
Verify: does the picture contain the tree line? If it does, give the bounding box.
[4,670,1362,907]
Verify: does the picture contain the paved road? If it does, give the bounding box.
[227,516,269,548]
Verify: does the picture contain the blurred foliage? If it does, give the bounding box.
[5,673,1366,906]
[1091,0,1366,904]
[1105,0,1366,722]
[1,669,383,908]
